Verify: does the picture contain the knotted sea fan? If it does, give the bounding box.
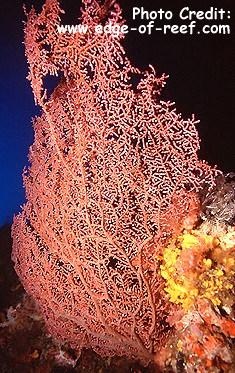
[12,0,215,364]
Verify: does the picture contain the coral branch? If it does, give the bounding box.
[12,0,215,365]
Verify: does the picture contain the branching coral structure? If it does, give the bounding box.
[12,0,216,365]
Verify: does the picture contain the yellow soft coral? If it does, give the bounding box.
[158,226,235,311]
[159,244,198,309]
[180,233,201,249]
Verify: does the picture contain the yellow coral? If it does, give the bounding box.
[159,244,198,309]
[180,233,200,249]
[203,258,212,268]
[158,227,235,311]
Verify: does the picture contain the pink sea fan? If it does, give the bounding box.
[12,0,215,364]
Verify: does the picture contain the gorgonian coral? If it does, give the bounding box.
[12,0,215,364]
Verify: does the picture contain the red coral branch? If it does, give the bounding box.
[12,0,215,364]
